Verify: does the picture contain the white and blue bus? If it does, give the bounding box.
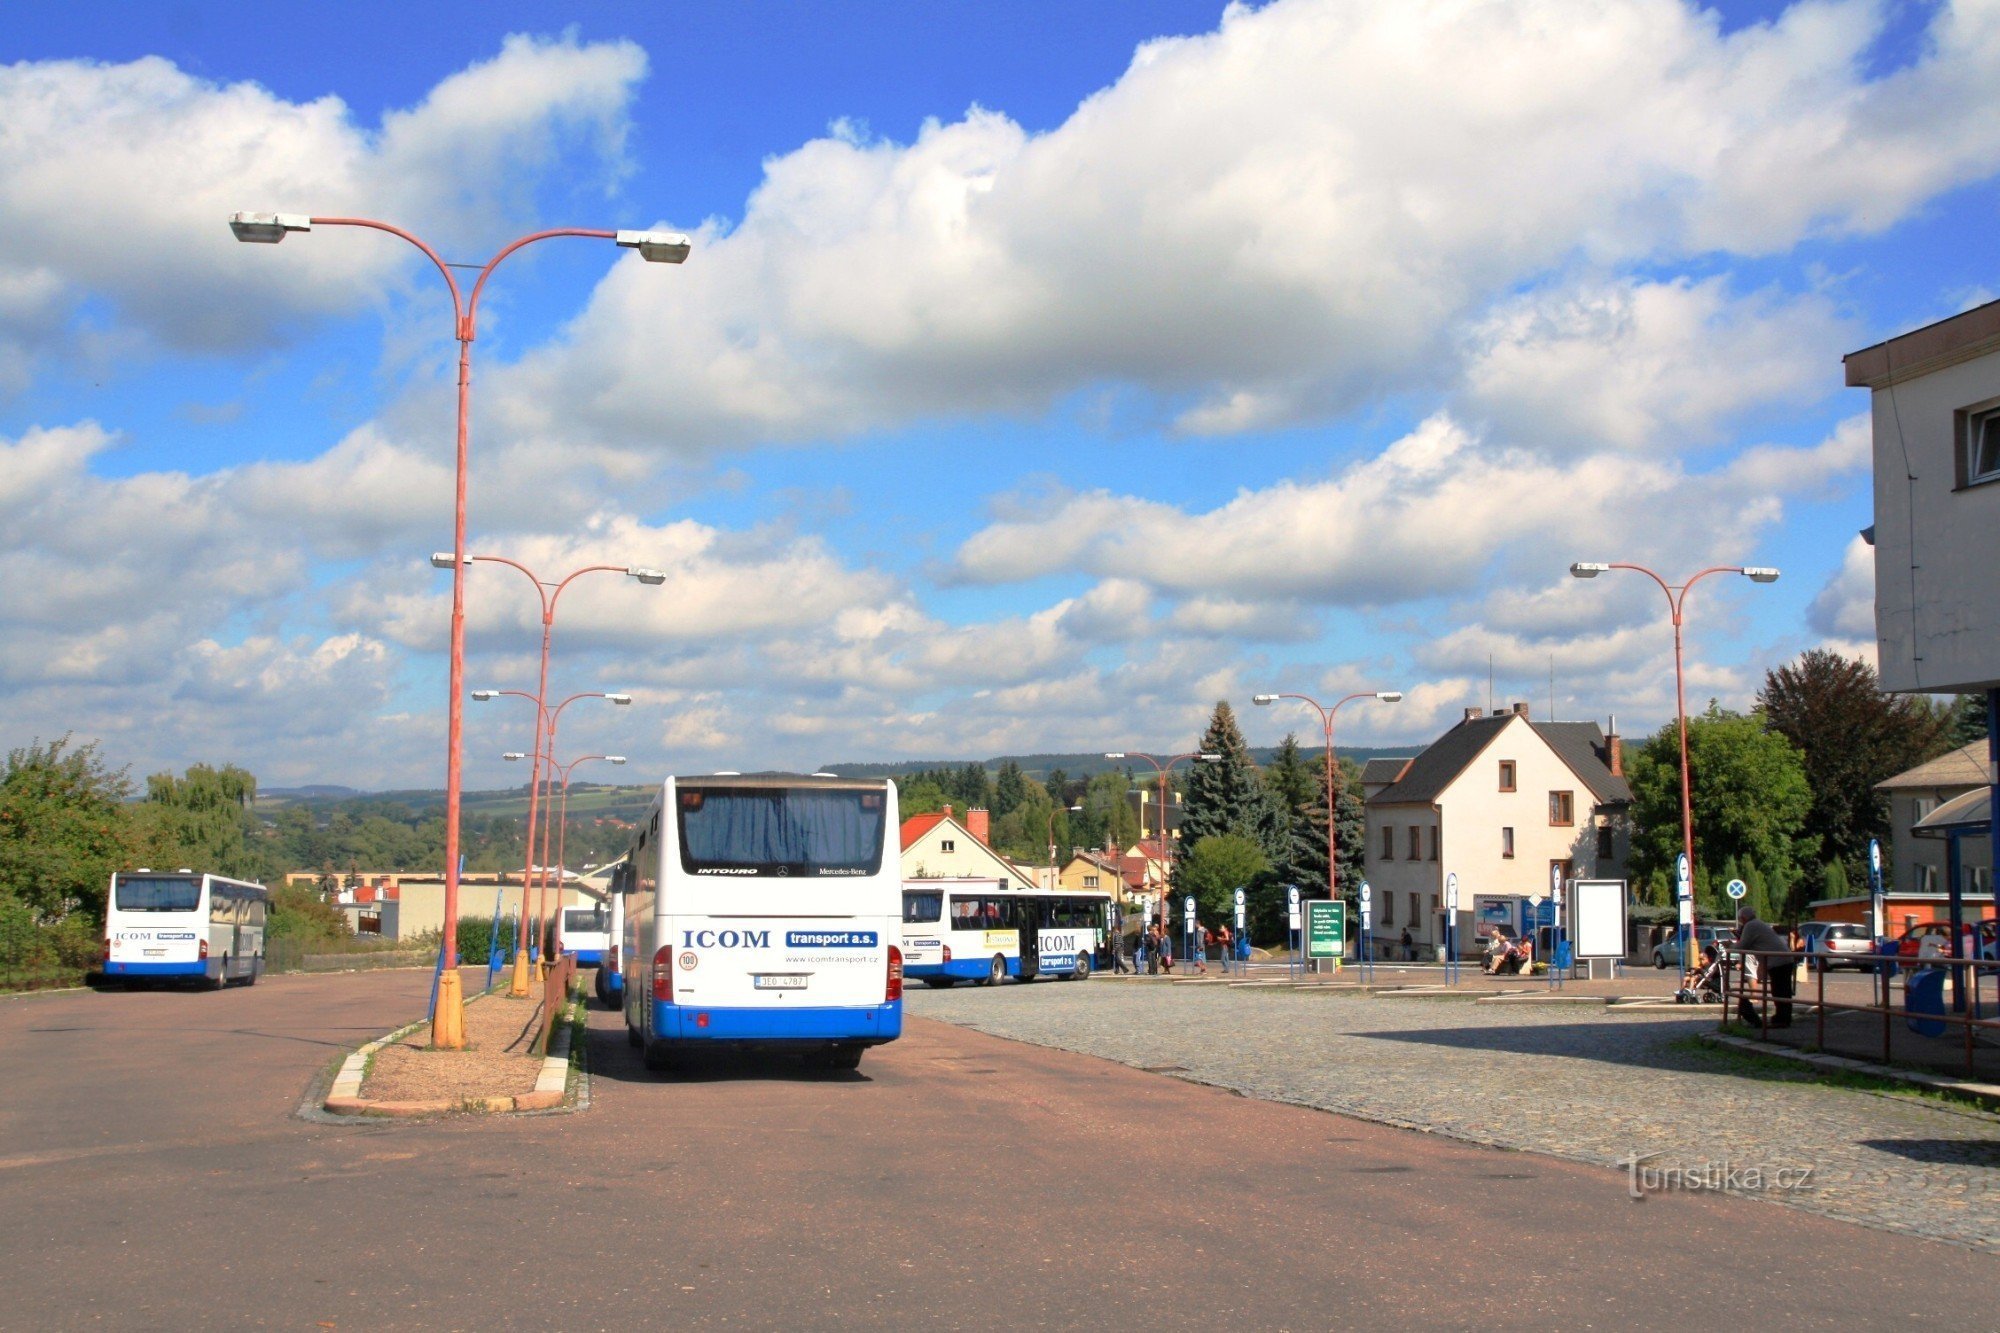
[101,870,269,988]
[620,775,903,1072]
[563,901,613,969]
[900,879,1113,986]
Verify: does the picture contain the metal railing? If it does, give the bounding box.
[530,955,577,1057]
[1722,946,2000,1078]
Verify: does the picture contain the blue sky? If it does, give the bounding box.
[4,0,1998,789]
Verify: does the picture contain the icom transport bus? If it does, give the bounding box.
[562,900,613,968]
[620,774,903,1072]
[900,879,1114,986]
[100,870,269,987]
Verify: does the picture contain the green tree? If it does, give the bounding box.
[1043,767,1070,807]
[132,762,260,879]
[1177,834,1269,924]
[1822,859,1851,900]
[1626,702,1816,913]
[1077,771,1139,851]
[992,760,1029,820]
[1757,649,1951,895]
[1178,702,1286,883]
[0,735,133,921]
[898,778,950,817]
[1292,756,1366,900]
[1947,693,1990,749]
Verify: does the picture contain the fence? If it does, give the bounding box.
[1724,946,2000,1079]
[530,955,577,1057]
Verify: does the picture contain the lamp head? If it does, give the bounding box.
[430,552,466,569]
[1376,691,1404,704]
[1569,562,1608,579]
[605,693,633,705]
[1103,751,1126,760]
[615,230,692,263]
[228,212,310,243]
[629,566,667,585]
[472,690,496,701]
[1251,694,1278,705]
[1197,753,1222,762]
[502,752,526,761]
[1742,566,1781,584]
[606,756,627,765]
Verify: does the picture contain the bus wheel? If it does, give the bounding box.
[210,959,229,991]
[1072,954,1091,981]
[626,1021,643,1049]
[922,977,954,989]
[242,956,261,987]
[983,954,1006,986]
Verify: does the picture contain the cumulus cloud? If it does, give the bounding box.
[1808,532,1877,657]
[491,0,2000,453]
[0,33,646,363]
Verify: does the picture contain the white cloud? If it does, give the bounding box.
[0,34,646,363]
[1808,532,1877,653]
[491,0,2000,453]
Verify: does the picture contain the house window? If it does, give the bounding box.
[1501,827,1515,858]
[1382,825,1395,860]
[1913,796,1939,821]
[940,839,956,853]
[1407,826,1420,860]
[1916,864,1938,893]
[1551,859,1573,890]
[1499,760,1516,792]
[1382,892,1394,925]
[1596,825,1613,860]
[1428,827,1438,861]
[1409,893,1421,930]
[1549,791,1574,825]
[1961,401,2000,487]
[1083,874,1099,889]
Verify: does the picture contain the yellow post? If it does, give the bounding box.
[508,946,532,998]
[431,969,465,1049]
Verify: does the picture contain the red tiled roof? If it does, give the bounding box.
[900,811,951,850]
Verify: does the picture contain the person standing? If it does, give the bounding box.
[1399,926,1414,962]
[1113,923,1133,974]
[1736,906,1795,1028]
[1217,922,1234,975]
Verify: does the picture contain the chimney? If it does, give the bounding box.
[1512,701,1530,718]
[942,803,953,818]
[1607,716,1623,777]
[1462,706,1482,723]
[967,807,990,844]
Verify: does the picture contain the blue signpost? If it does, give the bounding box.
[1359,879,1373,985]
[486,888,505,991]
[1230,888,1246,975]
[1548,864,1566,991]
[1287,884,1302,980]
[1184,895,1198,975]
[1675,853,1694,977]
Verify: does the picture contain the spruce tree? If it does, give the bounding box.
[1949,694,1991,748]
[1292,756,1365,899]
[993,760,1028,819]
[1178,701,1287,886]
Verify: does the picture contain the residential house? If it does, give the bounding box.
[1876,741,1994,899]
[900,805,1038,890]
[1365,703,1631,953]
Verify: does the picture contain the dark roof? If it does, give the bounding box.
[1361,757,1412,785]
[1370,715,1631,807]
[1845,296,2000,389]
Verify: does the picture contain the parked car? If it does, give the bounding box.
[1800,920,1874,972]
[1652,925,1738,969]
[1895,921,1954,960]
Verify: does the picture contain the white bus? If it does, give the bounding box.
[101,870,269,988]
[901,879,1113,986]
[562,901,613,969]
[620,775,903,1072]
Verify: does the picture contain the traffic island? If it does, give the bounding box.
[323,983,580,1118]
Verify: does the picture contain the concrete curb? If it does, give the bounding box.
[322,993,577,1118]
[1702,1031,2000,1112]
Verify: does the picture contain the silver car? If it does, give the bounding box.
[1800,920,1875,971]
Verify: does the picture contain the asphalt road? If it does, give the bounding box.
[0,969,1989,1330]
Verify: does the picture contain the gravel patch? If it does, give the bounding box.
[362,991,546,1104]
[910,979,2000,1251]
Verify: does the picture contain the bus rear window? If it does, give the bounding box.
[677,787,886,878]
[115,876,201,912]
[565,908,608,934]
[902,892,942,923]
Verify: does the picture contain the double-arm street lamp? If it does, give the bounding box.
[1252,691,1403,910]
[1103,751,1220,924]
[232,211,687,1048]
[1569,561,1779,962]
[1045,803,1084,880]
[482,686,632,992]
[545,753,627,955]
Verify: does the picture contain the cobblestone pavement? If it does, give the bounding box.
[908,979,2000,1251]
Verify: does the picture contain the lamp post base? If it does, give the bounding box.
[431,969,465,1049]
[508,948,532,998]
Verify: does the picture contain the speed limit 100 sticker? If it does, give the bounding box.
[678,951,699,970]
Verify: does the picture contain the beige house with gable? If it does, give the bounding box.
[1365,704,1631,953]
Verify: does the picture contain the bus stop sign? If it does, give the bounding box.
[1305,900,1345,960]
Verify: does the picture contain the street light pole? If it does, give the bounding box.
[1045,802,1083,888]
[548,753,626,954]
[1103,751,1220,928]
[1569,561,1779,967]
[231,211,686,1049]
[1251,691,1403,910]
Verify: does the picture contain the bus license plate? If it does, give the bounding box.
[753,975,807,990]
[143,949,166,957]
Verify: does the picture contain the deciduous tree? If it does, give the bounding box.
[0,735,133,921]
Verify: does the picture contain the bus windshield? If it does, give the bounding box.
[677,786,885,878]
[565,907,608,934]
[114,875,202,912]
[902,891,941,924]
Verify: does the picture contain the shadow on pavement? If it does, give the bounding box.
[1353,1017,1714,1070]
[1858,1139,2000,1166]
[584,1018,875,1086]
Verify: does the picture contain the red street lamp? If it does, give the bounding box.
[1045,803,1083,885]
[1103,751,1219,924]
[1252,691,1402,916]
[545,753,627,956]
[484,685,633,992]
[1569,561,1779,959]
[231,211,687,1048]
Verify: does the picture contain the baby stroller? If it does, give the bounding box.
[1675,944,1724,1005]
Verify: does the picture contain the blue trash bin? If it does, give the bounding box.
[1905,967,1947,1038]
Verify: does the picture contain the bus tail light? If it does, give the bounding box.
[652,946,673,1001]
[199,939,209,961]
[886,945,904,1001]
[101,937,111,961]
[607,944,620,976]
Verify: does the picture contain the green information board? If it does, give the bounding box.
[1304,899,1345,960]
